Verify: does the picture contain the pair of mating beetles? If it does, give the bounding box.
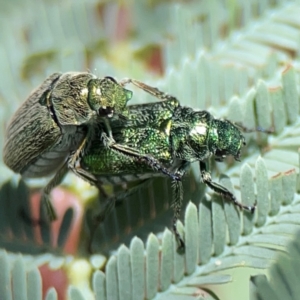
[3,72,255,250]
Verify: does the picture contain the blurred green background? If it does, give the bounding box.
[1,1,300,300]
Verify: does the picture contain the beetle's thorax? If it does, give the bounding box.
[171,109,213,162]
[46,72,95,126]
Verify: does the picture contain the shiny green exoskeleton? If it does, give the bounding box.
[78,80,255,250]
[3,72,133,220]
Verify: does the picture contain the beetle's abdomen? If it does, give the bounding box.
[21,143,68,178]
[21,126,85,178]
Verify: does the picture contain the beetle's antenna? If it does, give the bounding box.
[233,122,274,134]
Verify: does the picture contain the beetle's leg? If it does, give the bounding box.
[119,78,131,87]
[119,79,179,125]
[70,159,108,195]
[169,163,189,252]
[103,141,186,252]
[88,179,151,253]
[68,133,162,189]
[42,161,68,221]
[102,117,115,140]
[68,135,104,188]
[232,122,274,134]
[120,79,180,119]
[101,132,180,181]
[96,179,151,222]
[120,78,178,102]
[171,179,185,252]
[68,134,149,207]
[67,135,110,208]
[199,161,256,213]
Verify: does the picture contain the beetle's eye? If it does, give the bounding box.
[215,149,226,157]
[104,76,117,83]
[99,106,114,118]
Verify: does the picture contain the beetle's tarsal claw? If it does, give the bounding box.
[41,193,57,221]
[176,238,185,254]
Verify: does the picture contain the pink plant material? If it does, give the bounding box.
[30,188,84,254]
[39,264,68,300]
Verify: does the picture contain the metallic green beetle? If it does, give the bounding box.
[3,72,133,220]
[77,80,256,250]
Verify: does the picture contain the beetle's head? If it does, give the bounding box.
[211,119,246,162]
[88,76,132,118]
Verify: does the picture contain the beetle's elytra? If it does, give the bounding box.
[3,72,133,220]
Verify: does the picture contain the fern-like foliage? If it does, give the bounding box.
[1,1,300,300]
[251,228,300,300]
